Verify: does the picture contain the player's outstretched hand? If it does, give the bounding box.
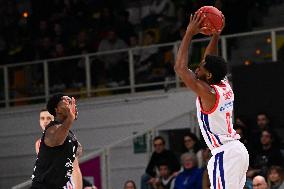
[62,96,76,121]
[187,12,206,36]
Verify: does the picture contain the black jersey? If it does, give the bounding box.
[31,121,78,189]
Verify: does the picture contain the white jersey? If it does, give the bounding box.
[196,80,240,151]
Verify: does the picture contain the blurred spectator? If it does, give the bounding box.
[52,22,67,44]
[97,29,129,84]
[135,30,159,83]
[141,136,180,189]
[278,44,284,63]
[182,133,203,168]
[150,162,176,189]
[253,175,268,189]
[249,129,283,177]
[251,112,280,148]
[114,10,136,45]
[72,30,91,54]
[174,152,203,189]
[35,20,51,39]
[141,0,175,29]
[256,112,271,130]
[234,124,253,154]
[124,180,137,189]
[51,43,66,58]
[36,37,53,59]
[267,166,284,189]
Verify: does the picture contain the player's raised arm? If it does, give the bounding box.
[45,97,77,147]
[174,13,212,98]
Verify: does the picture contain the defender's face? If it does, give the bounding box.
[39,111,54,130]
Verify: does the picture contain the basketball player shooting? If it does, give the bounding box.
[31,94,81,189]
[174,11,249,189]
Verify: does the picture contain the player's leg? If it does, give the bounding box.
[207,141,249,189]
[222,141,249,189]
[206,153,215,189]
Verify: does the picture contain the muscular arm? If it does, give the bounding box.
[44,117,74,147]
[45,97,76,147]
[72,157,82,189]
[174,13,212,98]
[203,34,220,58]
[35,139,41,154]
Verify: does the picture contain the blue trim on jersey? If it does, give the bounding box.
[200,113,213,145]
[213,154,218,189]
[202,113,223,146]
[219,151,226,189]
[213,151,226,189]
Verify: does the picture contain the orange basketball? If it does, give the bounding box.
[196,6,224,35]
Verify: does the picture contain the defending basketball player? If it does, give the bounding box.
[31,94,82,189]
[174,12,249,189]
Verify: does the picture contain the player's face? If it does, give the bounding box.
[159,165,170,178]
[39,111,54,130]
[195,60,209,82]
[268,170,280,183]
[153,139,165,153]
[184,136,195,150]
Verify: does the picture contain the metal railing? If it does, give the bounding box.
[1,27,284,108]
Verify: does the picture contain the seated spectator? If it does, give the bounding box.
[114,10,136,45]
[97,29,129,84]
[250,112,280,148]
[174,152,203,189]
[234,124,252,153]
[267,166,284,189]
[151,162,176,189]
[141,136,180,189]
[253,175,268,189]
[182,133,203,167]
[141,0,175,29]
[249,129,283,177]
[135,30,159,84]
[124,180,137,189]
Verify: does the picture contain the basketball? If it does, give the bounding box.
[196,6,224,35]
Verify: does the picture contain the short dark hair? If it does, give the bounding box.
[257,111,270,119]
[158,160,170,168]
[153,136,165,145]
[46,94,64,116]
[204,55,227,84]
